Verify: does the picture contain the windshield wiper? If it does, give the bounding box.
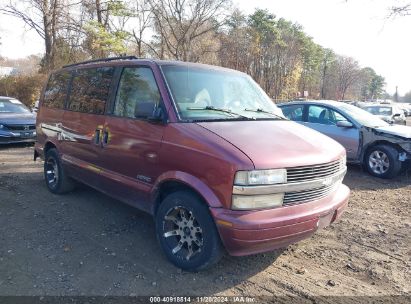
[186,106,253,120]
[244,108,286,120]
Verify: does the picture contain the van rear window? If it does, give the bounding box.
[43,71,71,109]
[67,67,114,114]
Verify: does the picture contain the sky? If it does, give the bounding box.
[0,0,410,95]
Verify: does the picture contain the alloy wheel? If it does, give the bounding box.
[368,150,390,175]
[162,206,203,261]
[45,157,59,187]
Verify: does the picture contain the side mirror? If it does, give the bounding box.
[336,121,353,128]
[393,113,401,118]
[135,101,157,118]
[147,107,164,122]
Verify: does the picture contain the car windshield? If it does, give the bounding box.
[161,65,284,121]
[338,103,389,127]
[0,99,31,114]
[363,106,392,116]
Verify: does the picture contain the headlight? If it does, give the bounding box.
[234,169,287,185]
[0,124,4,129]
[232,193,284,210]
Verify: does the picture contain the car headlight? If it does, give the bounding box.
[0,124,4,130]
[234,169,287,186]
[232,193,284,210]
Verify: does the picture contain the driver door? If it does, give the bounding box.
[302,105,360,160]
[97,65,165,212]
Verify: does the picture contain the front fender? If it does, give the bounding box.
[152,171,224,210]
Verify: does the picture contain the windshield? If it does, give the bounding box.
[363,106,392,116]
[0,99,31,114]
[161,65,284,121]
[338,103,389,127]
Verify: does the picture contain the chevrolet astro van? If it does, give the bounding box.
[35,56,350,271]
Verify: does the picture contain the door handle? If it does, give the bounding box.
[102,129,110,146]
[94,129,102,145]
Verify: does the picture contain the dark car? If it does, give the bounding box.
[278,100,411,178]
[35,57,349,271]
[0,96,36,144]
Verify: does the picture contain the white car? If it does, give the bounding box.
[361,104,406,125]
[397,103,411,117]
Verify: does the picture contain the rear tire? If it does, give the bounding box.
[155,190,223,271]
[364,145,402,179]
[44,148,75,194]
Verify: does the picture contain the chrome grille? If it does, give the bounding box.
[283,184,337,206]
[231,158,347,209]
[4,124,35,131]
[283,159,345,206]
[287,160,341,183]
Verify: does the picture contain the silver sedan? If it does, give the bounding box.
[278,100,411,178]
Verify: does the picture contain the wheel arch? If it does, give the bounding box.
[44,141,57,154]
[361,140,402,163]
[151,171,224,215]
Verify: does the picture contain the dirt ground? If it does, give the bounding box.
[0,144,410,302]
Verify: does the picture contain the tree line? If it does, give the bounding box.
[0,0,398,106]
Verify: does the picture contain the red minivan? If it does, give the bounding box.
[35,57,349,271]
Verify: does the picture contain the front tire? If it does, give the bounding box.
[155,191,223,271]
[44,148,75,194]
[365,145,402,179]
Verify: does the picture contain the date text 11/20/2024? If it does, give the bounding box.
[149,296,256,303]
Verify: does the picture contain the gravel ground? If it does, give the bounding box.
[0,143,410,302]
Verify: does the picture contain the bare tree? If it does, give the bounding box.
[148,0,230,61]
[0,0,69,70]
[130,0,153,57]
[390,2,411,16]
[335,56,361,100]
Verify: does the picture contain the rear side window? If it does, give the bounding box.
[43,71,71,109]
[113,67,161,119]
[68,67,114,114]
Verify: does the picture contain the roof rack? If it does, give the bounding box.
[63,56,138,68]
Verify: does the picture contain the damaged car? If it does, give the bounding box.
[279,100,411,178]
[361,104,407,125]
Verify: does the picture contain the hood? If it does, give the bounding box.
[375,114,393,121]
[376,115,390,119]
[374,125,411,139]
[0,113,36,125]
[197,120,345,169]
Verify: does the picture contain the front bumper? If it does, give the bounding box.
[0,129,36,144]
[0,134,36,144]
[211,184,350,256]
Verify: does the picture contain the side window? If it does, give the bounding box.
[281,105,304,121]
[308,105,333,125]
[308,105,349,125]
[43,71,71,109]
[334,111,349,124]
[68,67,114,114]
[114,67,161,119]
